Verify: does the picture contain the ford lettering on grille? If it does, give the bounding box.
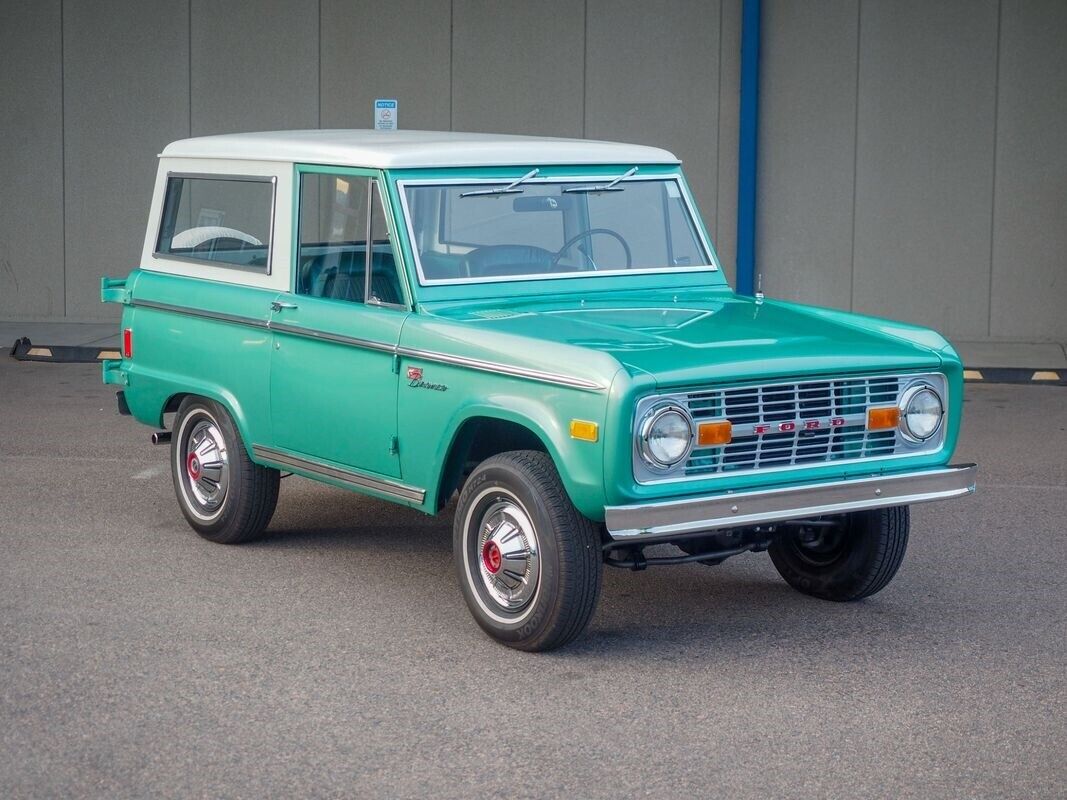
[745,417,848,436]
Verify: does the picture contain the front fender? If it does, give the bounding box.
[399,373,618,520]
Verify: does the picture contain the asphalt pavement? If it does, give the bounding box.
[1,357,1064,799]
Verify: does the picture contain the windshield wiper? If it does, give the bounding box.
[460,168,540,198]
[563,166,638,194]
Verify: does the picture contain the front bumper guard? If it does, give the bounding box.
[605,464,977,543]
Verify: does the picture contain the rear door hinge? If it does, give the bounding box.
[389,436,399,455]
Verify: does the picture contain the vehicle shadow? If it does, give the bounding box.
[251,484,914,660]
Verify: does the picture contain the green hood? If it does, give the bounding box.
[423,288,947,388]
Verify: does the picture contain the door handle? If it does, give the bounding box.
[270,301,298,312]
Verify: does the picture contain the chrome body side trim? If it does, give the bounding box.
[395,345,605,391]
[605,464,977,543]
[268,322,395,353]
[132,300,605,391]
[252,445,426,503]
[134,299,269,328]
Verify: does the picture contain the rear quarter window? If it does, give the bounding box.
[155,175,275,271]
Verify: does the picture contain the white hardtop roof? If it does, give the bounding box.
[160,129,680,169]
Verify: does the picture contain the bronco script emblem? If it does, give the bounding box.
[406,366,448,392]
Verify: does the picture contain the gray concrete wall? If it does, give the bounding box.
[0,1,64,319]
[1,0,1063,343]
[0,0,740,322]
[759,0,1067,342]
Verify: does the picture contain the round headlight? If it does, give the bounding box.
[899,385,944,442]
[639,405,694,468]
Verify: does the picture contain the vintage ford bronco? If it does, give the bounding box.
[102,130,976,651]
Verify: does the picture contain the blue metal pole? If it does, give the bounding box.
[736,0,760,296]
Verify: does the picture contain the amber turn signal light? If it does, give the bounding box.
[698,420,732,446]
[867,406,900,430]
[569,419,599,442]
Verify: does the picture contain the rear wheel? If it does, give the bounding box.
[454,451,602,651]
[171,397,279,544]
[769,507,910,601]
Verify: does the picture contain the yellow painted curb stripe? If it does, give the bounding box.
[1032,370,1061,381]
[963,369,983,380]
[98,350,122,360]
[26,347,52,357]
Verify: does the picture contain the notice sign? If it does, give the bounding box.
[375,99,397,130]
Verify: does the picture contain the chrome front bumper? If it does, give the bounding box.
[605,464,977,543]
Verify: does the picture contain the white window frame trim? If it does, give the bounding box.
[140,157,293,292]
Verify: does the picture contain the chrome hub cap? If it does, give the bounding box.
[477,499,540,612]
[184,419,229,512]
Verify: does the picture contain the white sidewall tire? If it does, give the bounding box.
[453,451,602,652]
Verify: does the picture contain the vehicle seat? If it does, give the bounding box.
[302,250,403,305]
[465,244,554,277]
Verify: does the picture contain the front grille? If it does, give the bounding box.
[682,375,901,477]
[632,372,946,484]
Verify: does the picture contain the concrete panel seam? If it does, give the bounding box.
[848,0,862,313]
[449,0,454,130]
[717,0,725,241]
[715,0,724,250]
[317,0,322,128]
[61,0,66,317]
[986,0,1003,337]
[188,0,192,137]
[582,0,587,137]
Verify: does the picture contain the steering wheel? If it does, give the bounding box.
[171,226,262,256]
[191,237,253,254]
[550,228,632,271]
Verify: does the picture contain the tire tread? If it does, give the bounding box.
[769,505,909,602]
[173,397,279,545]
[455,450,601,652]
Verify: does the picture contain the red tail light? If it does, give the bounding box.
[122,328,133,359]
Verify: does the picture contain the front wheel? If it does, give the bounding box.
[769,506,910,601]
[454,451,602,651]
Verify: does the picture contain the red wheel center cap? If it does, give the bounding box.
[482,540,502,574]
[187,453,201,480]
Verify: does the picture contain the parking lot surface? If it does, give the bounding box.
[1,357,1064,798]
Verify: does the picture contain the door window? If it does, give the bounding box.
[296,173,404,307]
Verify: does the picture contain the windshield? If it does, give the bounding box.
[400,176,713,284]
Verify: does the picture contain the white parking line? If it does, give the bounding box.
[131,464,167,480]
[983,483,1067,491]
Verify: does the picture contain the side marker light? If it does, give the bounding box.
[570,420,599,442]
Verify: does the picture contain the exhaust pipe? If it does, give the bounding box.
[150,431,171,445]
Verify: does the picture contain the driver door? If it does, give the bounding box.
[268,168,408,480]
